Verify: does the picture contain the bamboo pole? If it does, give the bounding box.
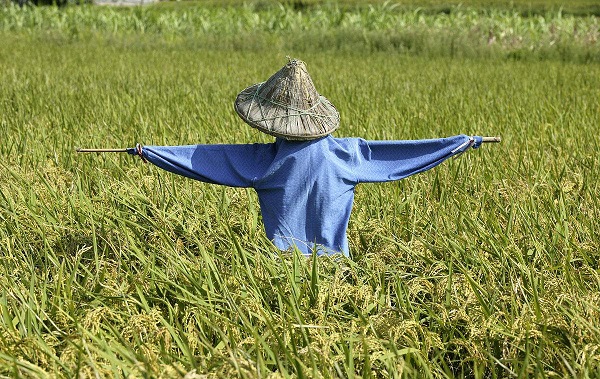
[76,148,129,153]
[76,137,501,153]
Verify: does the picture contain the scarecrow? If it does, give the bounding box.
[79,59,499,256]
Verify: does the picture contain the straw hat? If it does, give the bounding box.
[234,58,340,140]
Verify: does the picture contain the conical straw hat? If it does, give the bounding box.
[234,58,340,140]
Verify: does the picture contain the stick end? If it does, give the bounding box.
[482,136,502,143]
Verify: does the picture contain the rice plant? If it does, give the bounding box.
[1,3,599,61]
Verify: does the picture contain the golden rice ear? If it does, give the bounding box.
[234,58,340,141]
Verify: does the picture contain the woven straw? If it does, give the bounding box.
[234,58,340,140]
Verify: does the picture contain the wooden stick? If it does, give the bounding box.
[481,136,501,143]
[75,137,501,153]
[76,148,129,153]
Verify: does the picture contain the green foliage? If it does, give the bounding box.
[134,0,600,17]
[1,3,600,378]
[0,3,599,62]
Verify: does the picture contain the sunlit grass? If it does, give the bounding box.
[113,0,600,17]
[1,3,599,62]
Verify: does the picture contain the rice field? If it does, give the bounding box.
[1,1,599,378]
[2,3,599,62]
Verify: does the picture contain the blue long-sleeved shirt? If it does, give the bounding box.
[131,135,482,256]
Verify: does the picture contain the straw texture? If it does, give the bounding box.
[234,59,340,140]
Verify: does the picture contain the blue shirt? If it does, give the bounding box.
[130,135,482,256]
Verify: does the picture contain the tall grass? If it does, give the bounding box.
[1,3,600,378]
[1,3,599,61]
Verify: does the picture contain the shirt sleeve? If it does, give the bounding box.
[129,143,276,188]
[351,135,482,183]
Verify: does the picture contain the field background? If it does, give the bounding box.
[1,0,599,378]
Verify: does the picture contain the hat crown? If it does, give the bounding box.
[258,59,320,110]
[234,58,340,141]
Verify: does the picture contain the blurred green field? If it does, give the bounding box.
[1,1,600,378]
[2,3,599,63]
[156,0,600,17]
